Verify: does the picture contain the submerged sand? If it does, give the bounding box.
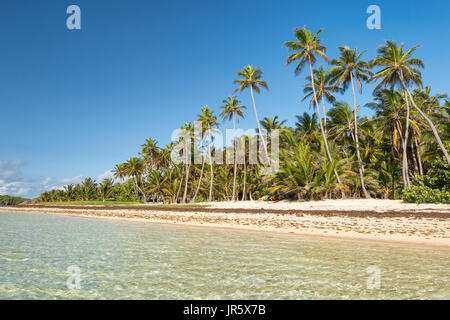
[2,199,450,247]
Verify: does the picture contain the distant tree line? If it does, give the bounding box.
[0,195,28,206]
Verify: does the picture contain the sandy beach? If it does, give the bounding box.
[2,199,450,247]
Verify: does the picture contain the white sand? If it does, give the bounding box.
[2,199,450,247]
[203,199,450,213]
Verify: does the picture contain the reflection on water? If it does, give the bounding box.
[0,211,449,299]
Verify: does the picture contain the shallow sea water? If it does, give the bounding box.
[0,211,448,299]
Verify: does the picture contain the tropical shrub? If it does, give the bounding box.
[402,156,450,203]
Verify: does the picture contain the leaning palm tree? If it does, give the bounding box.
[197,106,219,202]
[233,65,270,160]
[283,26,345,197]
[328,46,373,198]
[303,66,340,129]
[371,40,450,166]
[220,95,246,201]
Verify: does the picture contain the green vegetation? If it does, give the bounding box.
[0,195,28,206]
[402,155,450,203]
[39,26,449,204]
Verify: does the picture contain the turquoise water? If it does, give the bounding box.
[0,211,449,299]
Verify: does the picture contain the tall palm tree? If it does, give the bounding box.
[371,40,450,166]
[328,46,373,198]
[233,65,270,160]
[303,66,340,129]
[220,95,246,201]
[197,106,219,201]
[180,122,194,203]
[283,26,345,198]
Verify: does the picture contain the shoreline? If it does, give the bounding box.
[2,199,450,248]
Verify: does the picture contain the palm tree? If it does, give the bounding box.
[283,26,345,197]
[180,122,195,203]
[197,106,219,201]
[220,95,246,201]
[303,66,340,129]
[125,157,146,202]
[328,46,373,198]
[327,102,356,143]
[81,178,97,201]
[113,163,127,181]
[295,112,319,139]
[141,137,159,173]
[233,65,270,161]
[260,116,287,134]
[371,40,450,166]
[98,178,114,202]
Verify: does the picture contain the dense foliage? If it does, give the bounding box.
[39,27,449,204]
[402,156,450,203]
[0,195,28,206]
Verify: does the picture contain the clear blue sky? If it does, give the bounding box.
[1,0,449,197]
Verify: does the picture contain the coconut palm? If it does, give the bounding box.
[98,178,114,202]
[125,157,146,202]
[283,26,345,197]
[303,66,340,129]
[220,95,246,201]
[371,40,450,166]
[180,122,194,203]
[328,46,373,198]
[141,138,159,173]
[260,116,287,134]
[233,65,269,160]
[327,102,356,143]
[197,105,219,201]
[295,112,318,138]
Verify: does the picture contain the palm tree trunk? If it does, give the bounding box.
[175,167,183,203]
[321,94,327,134]
[250,86,269,163]
[140,176,147,203]
[192,156,205,202]
[399,75,450,166]
[415,136,423,175]
[350,73,370,198]
[411,142,419,173]
[208,130,214,202]
[395,121,408,187]
[192,157,205,202]
[308,58,346,198]
[232,115,237,201]
[242,161,247,201]
[182,163,190,203]
[401,90,411,187]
